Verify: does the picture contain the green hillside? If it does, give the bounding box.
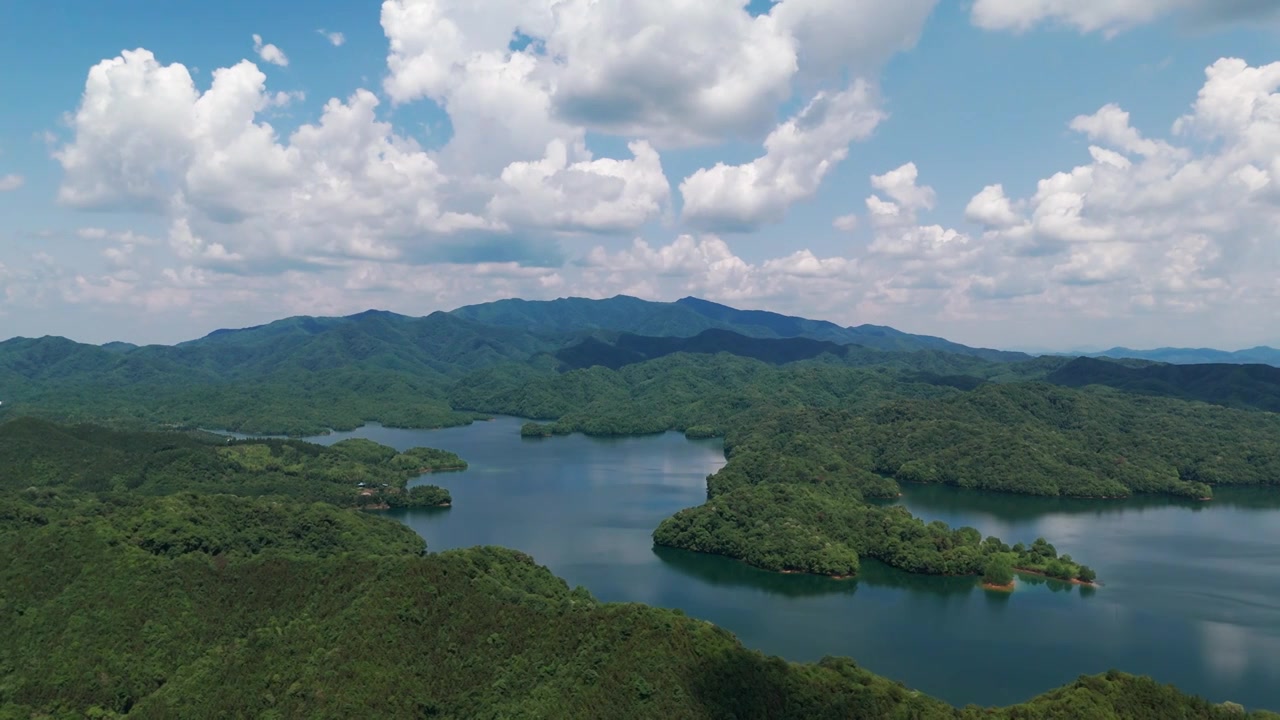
[452,295,1029,361]
[0,417,462,507]
[0,311,561,435]
[1047,356,1280,412]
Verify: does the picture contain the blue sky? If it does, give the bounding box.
[0,1,1277,350]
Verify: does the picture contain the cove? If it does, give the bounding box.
[301,416,1280,711]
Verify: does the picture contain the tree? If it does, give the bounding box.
[982,557,1014,587]
[1045,560,1072,581]
[1076,565,1097,583]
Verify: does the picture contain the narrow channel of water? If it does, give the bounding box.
[300,417,1280,711]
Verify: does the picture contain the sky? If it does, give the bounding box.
[0,1,1278,351]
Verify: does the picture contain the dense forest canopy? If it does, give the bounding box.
[0,417,462,509]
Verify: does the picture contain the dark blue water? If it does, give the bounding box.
[301,417,1280,712]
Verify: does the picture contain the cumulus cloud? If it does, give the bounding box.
[54,49,494,270]
[487,140,670,233]
[833,214,859,232]
[870,162,935,212]
[971,0,1280,34]
[863,163,968,259]
[0,174,22,191]
[317,29,346,46]
[380,1,575,173]
[964,185,1021,229]
[252,34,289,66]
[772,0,938,80]
[581,234,856,304]
[963,57,1280,318]
[381,0,933,149]
[543,2,798,145]
[679,82,885,231]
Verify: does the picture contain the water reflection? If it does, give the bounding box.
[653,545,861,599]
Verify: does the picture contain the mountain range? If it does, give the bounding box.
[4,294,1280,435]
[1085,346,1280,366]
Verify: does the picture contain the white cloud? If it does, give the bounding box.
[381,0,933,149]
[833,214,859,232]
[487,140,670,233]
[168,216,244,264]
[679,82,885,231]
[762,249,855,278]
[542,1,798,145]
[771,0,938,80]
[581,234,855,304]
[870,162,935,212]
[862,163,969,259]
[318,29,346,46]
[54,49,495,270]
[970,0,1280,35]
[380,0,572,174]
[0,174,23,191]
[252,34,289,67]
[964,185,1021,229]
[961,57,1280,319]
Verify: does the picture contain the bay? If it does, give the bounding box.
[301,416,1280,711]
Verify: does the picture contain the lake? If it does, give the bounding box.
[302,416,1280,711]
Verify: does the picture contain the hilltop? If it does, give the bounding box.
[452,295,1030,362]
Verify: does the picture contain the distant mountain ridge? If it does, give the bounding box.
[452,295,1030,362]
[8,297,1280,435]
[1087,346,1280,367]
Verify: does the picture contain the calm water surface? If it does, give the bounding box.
[304,417,1280,711]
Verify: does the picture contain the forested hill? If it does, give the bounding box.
[673,297,1029,361]
[557,329,856,370]
[452,295,1030,362]
[0,416,463,507]
[1047,357,1280,413]
[0,311,565,434]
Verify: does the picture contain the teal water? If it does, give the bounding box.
[303,417,1280,711]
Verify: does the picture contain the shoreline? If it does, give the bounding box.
[896,479,1217,504]
[981,581,1015,592]
[1013,567,1101,588]
[780,568,855,580]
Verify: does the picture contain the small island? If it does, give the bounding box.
[360,483,453,510]
[683,425,720,439]
[521,421,554,438]
[393,446,468,473]
[326,439,466,510]
[521,421,571,438]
